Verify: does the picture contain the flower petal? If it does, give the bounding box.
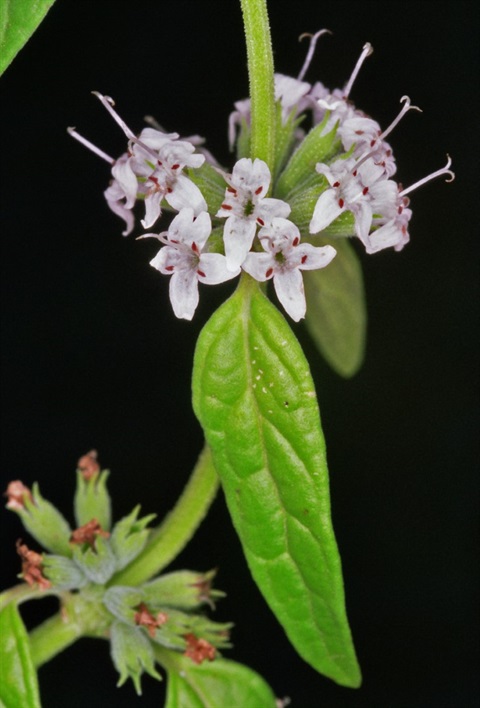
[169,270,199,320]
[165,174,207,215]
[223,216,257,271]
[197,254,240,284]
[310,189,344,233]
[294,243,337,270]
[273,268,306,322]
[242,252,275,281]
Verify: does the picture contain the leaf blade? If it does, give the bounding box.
[0,0,56,77]
[0,603,41,708]
[304,238,367,377]
[192,279,361,687]
[159,651,277,708]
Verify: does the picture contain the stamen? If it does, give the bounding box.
[67,127,115,164]
[92,92,137,141]
[400,155,455,197]
[378,96,422,143]
[297,29,332,81]
[343,42,373,99]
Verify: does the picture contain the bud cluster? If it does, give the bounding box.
[4,453,230,694]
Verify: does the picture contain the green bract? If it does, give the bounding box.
[192,276,361,687]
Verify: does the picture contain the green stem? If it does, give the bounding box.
[240,0,275,169]
[0,584,60,611]
[29,612,83,669]
[109,445,219,587]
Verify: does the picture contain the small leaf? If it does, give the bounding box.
[275,116,340,199]
[159,650,277,708]
[0,603,41,708]
[0,0,56,77]
[192,278,361,687]
[304,237,367,377]
[186,163,226,216]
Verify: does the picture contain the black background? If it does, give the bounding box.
[1,1,478,706]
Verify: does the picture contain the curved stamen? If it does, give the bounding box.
[297,29,332,81]
[378,95,422,143]
[343,42,373,99]
[92,92,137,141]
[400,155,455,197]
[67,127,115,164]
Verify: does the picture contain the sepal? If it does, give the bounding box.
[71,535,117,584]
[14,483,72,557]
[74,468,112,531]
[42,554,89,590]
[103,585,144,624]
[110,505,156,570]
[110,621,162,695]
[142,569,225,611]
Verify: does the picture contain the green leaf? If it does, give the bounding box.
[0,603,41,708]
[275,117,340,200]
[159,650,277,708]
[0,0,56,77]
[192,277,361,688]
[304,237,367,377]
[186,164,226,217]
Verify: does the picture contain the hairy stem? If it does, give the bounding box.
[29,612,83,669]
[240,0,275,170]
[109,445,219,587]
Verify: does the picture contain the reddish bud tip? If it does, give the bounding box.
[77,450,100,480]
[4,480,33,510]
[184,633,216,664]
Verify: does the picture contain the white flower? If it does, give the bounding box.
[69,94,207,235]
[216,158,291,271]
[310,156,395,246]
[242,218,336,321]
[144,209,239,320]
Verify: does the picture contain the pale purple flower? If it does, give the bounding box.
[68,94,207,235]
[310,155,396,246]
[143,208,239,320]
[216,158,291,271]
[242,218,336,321]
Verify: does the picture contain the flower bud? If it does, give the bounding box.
[142,569,224,611]
[110,620,162,695]
[42,554,88,590]
[109,505,156,570]
[71,531,116,584]
[10,483,72,557]
[103,585,144,624]
[147,606,232,653]
[74,452,111,531]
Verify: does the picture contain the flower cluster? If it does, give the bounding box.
[70,32,453,322]
[4,455,230,694]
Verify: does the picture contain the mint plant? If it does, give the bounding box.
[1,0,455,706]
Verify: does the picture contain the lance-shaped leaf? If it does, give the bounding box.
[0,0,56,77]
[192,278,361,687]
[0,603,41,708]
[304,237,367,378]
[156,648,277,708]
